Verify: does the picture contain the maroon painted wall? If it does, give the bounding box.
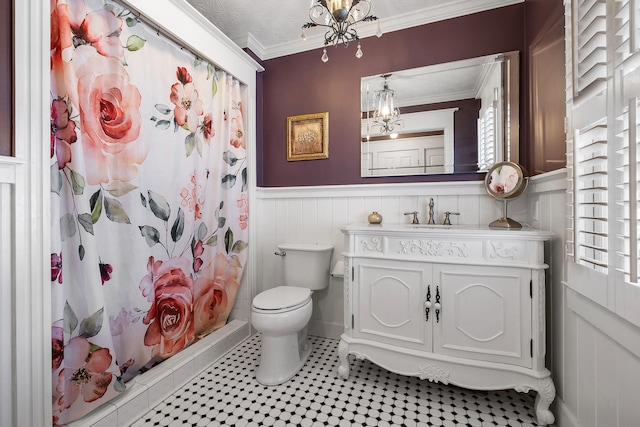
[524,0,566,174]
[258,5,525,187]
[0,0,12,156]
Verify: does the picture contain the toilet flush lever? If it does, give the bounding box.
[274,250,286,257]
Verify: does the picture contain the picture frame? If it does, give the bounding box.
[286,112,329,161]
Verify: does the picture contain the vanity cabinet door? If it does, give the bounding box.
[432,265,532,368]
[353,260,432,352]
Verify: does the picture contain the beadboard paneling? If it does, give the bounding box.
[256,180,513,339]
[0,173,14,427]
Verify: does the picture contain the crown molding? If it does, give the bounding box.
[248,0,523,60]
[244,32,266,60]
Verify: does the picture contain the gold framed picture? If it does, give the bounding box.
[286,112,329,161]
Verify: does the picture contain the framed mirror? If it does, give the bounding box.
[360,51,519,177]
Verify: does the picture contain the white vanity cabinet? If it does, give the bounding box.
[338,224,555,426]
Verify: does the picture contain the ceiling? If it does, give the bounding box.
[185,0,523,60]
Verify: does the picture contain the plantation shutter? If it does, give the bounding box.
[615,98,640,283]
[477,106,496,171]
[574,120,608,272]
[567,0,640,323]
[567,0,609,272]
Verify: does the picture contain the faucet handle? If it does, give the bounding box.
[443,211,460,225]
[404,211,420,224]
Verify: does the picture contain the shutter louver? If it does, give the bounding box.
[615,98,640,283]
[477,106,495,172]
[613,0,640,65]
[574,0,608,98]
[575,121,609,272]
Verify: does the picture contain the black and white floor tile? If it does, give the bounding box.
[131,335,550,427]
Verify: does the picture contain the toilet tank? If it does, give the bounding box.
[278,243,334,291]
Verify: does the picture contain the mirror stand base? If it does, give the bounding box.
[489,217,523,229]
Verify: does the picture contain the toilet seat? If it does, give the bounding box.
[252,286,311,313]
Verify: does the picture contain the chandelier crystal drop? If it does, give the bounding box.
[372,74,402,135]
[302,0,379,61]
[321,47,329,62]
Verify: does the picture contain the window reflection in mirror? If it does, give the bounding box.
[360,51,519,177]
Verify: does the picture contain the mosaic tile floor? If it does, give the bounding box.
[131,335,551,426]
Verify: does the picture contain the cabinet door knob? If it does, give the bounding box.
[435,286,441,322]
[424,286,432,321]
[424,301,431,321]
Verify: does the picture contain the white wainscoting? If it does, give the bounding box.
[256,170,640,427]
[255,179,537,339]
[0,158,19,427]
[558,288,640,427]
[523,169,640,427]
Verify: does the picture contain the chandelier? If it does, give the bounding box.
[301,0,379,62]
[372,74,402,135]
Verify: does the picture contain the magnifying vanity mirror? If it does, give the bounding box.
[360,51,519,177]
[485,161,528,229]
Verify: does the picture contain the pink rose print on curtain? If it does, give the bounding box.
[180,171,205,221]
[193,240,204,273]
[141,256,195,357]
[230,114,245,149]
[193,253,240,336]
[56,336,113,410]
[51,252,63,283]
[51,1,249,422]
[76,47,147,185]
[203,113,214,143]
[237,194,248,230]
[51,98,78,169]
[153,66,215,157]
[66,0,125,59]
[99,262,113,285]
[51,1,144,105]
[171,67,204,133]
[52,326,64,370]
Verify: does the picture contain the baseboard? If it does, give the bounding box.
[308,319,343,340]
[553,397,579,427]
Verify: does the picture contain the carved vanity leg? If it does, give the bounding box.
[337,338,350,379]
[534,377,556,426]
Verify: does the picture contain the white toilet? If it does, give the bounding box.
[251,243,334,385]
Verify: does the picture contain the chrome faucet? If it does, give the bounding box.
[427,198,435,224]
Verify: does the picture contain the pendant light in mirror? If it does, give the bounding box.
[372,74,402,135]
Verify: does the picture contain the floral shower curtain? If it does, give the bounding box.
[50,0,249,424]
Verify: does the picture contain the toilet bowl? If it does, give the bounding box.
[251,287,313,385]
[251,243,333,385]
